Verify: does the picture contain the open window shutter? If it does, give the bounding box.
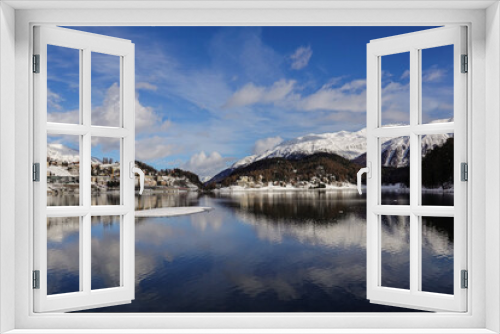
[365,26,467,312]
[33,26,135,312]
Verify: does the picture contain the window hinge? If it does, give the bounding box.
[33,163,40,182]
[33,270,40,289]
[461,163,468,181]
[461,54,468,73]
[461,270,468,289]
[33,54,40,73]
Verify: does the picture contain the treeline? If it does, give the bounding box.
[379,137,454,188]
[206,152,362,188]
[421,138,454,189]
[134,160,205,189]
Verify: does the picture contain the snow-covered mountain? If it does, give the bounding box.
[47,143,101,163]
[209,119,453,183]
[380,133,452,168]
[231,128,367,170]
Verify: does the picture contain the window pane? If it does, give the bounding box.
[421,45,454,124]
[91,215,121,290]
[91,52,121,127]
[47,134,81,206]
[91,137,121,205]
[421,134,454,206]
[47,217,80,295]
[381,215,410,290]
[380,136,410,205]
[381,52,410,127]
[421,217,454,294]
[47,45,80,124]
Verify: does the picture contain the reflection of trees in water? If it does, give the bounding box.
[216,191,366,222]
[422,217,453,255]
[381,215,410,289]
[91,193,120,206]
[47,194,81,207]
[49,192,205,209]
[422,217,454,294]
[48,192,456,309]
[134,192,201,210]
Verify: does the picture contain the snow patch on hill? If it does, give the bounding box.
[226,118,453,173]
[47,143,101,164]
[231,128,367,169]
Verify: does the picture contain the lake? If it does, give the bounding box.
[46,190,454,312]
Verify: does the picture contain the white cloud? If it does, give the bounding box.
[89,83,171,133]
[290,46,313,70]
[91,137,121,153]
[223,79,296,109]
[299,79,366,113]
[47,88,63,110]
[47,109,79,124]
[380,81,410,123]
[47,88,81,124]
[253,136,283,155]
[321,76,344,89]
[223,77,368,115]
[48,83,169,133]
[339,79,366,91]
[136,82,158,91]
[182,151,232,179]
[400,69,410,80]
[135,136,176,161]
[422,67,446,82]
[91,84,121,127]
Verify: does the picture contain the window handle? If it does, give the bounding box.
[129,162,145,195]
[357,162,371,195]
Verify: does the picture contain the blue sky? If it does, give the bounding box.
[47,26,453,179]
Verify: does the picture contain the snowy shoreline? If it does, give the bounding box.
[215,182,454,194]
[216,183,359,193]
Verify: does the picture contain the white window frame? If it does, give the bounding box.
[33,25,136,313]
[366,26,468,312]
[0,1,499,333]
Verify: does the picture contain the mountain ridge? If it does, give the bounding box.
[209,119,452,184]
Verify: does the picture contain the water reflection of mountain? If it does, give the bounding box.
[215,193,453,257]
[217,191,366,221]
[135,191,200,210]
[47,216,122,293]
[47,193,454,311]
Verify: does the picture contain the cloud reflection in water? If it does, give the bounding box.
[46,191,454,312]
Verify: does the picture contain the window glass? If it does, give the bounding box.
[421,45,454,124]
[91,52,121,127]
[380,136,410,205]
[381,215,410,290]
[47,217,80,295]
[91,215,121,290]
[91,137,121,206]
[421,217,454,294]
[47,45,80,124]
[381,52,410,127]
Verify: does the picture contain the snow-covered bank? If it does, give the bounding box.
[380,183,454,193]
[216,182,358,193]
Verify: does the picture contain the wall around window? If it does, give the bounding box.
[0,2,16,334]
[485,2,500,333]
[1,2,498,333]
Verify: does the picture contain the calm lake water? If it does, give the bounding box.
[46,190,454,312]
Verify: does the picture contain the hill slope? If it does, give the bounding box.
[207,152,362,188]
